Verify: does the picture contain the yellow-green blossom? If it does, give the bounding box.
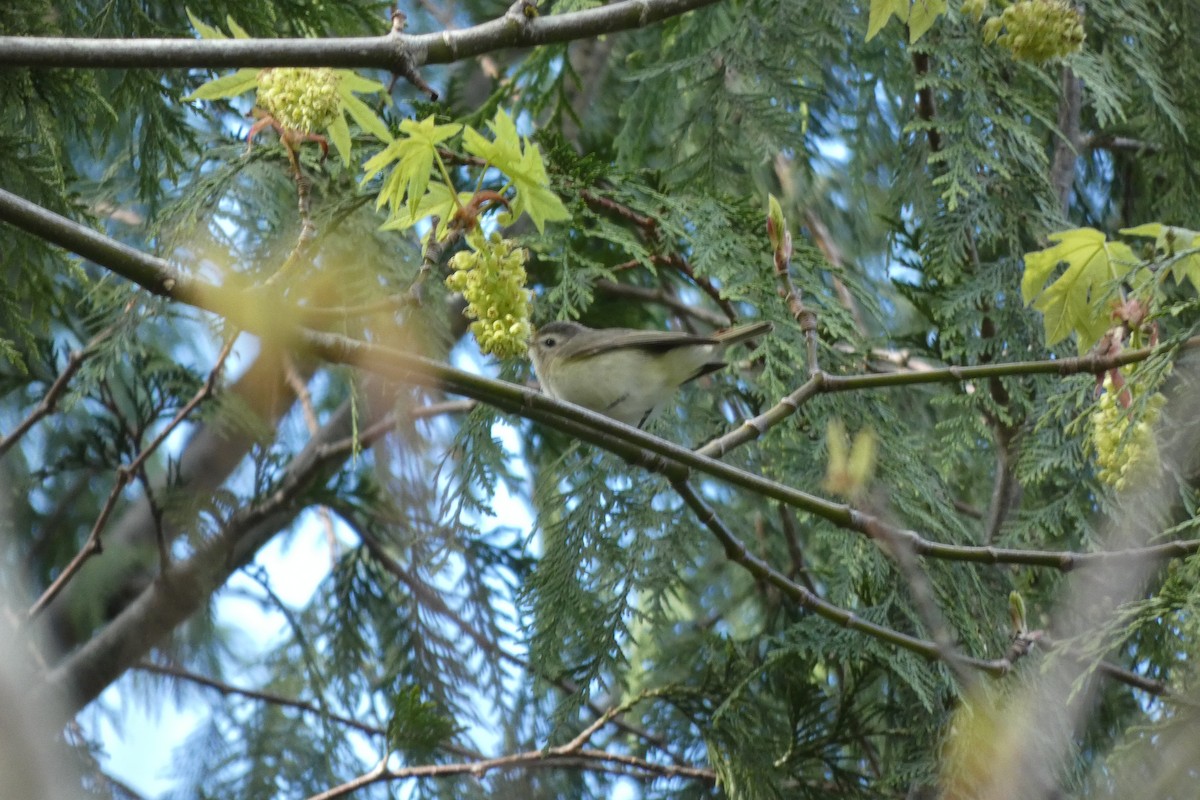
[257,67,342,133]
[981,0,1084,62]
[445,235,532,358]
[1090,375,1165,491]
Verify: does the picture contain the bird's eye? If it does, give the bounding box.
[542,337,557,348]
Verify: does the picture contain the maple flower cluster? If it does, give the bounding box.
[257,67,341,132]
[969,0,1085,62]
[445,235,532,358]
[1090,374,1165,491]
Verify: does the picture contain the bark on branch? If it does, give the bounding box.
[0,0,723,72]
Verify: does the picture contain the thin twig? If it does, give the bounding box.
[778,504,819,593]
[580,190,658,233]
[0,350,89,458]
[803,207,867,334]
[305,745,714,800]
[550,701,631,755]
[1083,134,1160,154]
[263,160,317,290]
[0,322,120,458]
[771,211,820,377]
[136,661,386,737]
[672,478,1015,676]
[26,335,237,619]
[668,254,739,324]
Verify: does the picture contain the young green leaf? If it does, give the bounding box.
[866,0,909,41]
[186,8,227,40]
[463,109,568,232]
[379,182,473,239]
[1121,223,1200,291]
[183,68,260,102]
[337,87,392,144]
[1021,228,1137,352]
[908,0,947,43]
[224,15,251,39]
[326,114,353,166]
[363,116,462,217]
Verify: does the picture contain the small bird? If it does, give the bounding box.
[528,320,772,426]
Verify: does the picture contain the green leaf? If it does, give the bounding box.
[362,116,461,216]
[327,114,352,165]
[507,141,570,232]
[183,68,260,102]
[464,109,568,232]
[908,0,947,43]
[337,72,388,95]
[224,15,251,39]
[386,685,460,760]
[866,0,908,41]
[379,182,473,236]
[1022,228,1137,352]
[1121,223,1200,290]
[462,109,519,169]
[1118,223,1164,239]
[337,86,392,144]
[186,9,227,40]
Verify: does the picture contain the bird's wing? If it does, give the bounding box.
[565,329,719,358]
[713,321,773,346]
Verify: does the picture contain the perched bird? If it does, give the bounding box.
[528,320,772,426]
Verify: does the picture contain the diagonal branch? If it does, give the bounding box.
[674,480,1172,697]
[671,478,1012,676]
[4,187,1199,579]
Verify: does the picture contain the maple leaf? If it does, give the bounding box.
[362,116,462,216]
[463,109,569,233]
[908,0,947,43]
[1121,223,1200,291]
[1021,228,1137,352]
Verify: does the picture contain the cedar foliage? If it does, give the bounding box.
[3,0,1200,798]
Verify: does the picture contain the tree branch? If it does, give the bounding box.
[1049,66,1083,215]
[39,399,367,720]
[0,323,116,458]
[307,742,714,800]
[0,0,724,72]
[671,478,1012,676]
[135,661,385,738]
[4,187,1198,591]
